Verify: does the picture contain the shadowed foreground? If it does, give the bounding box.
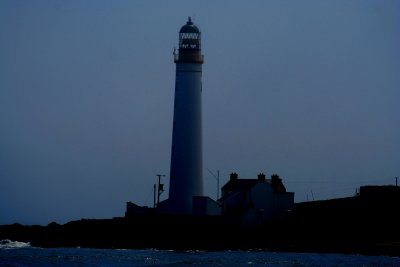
[1,190,399,256]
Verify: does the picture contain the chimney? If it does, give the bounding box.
[258,173,266,181]
[230,173,238,180]
[271,174,286,192]
[271,174,280,182]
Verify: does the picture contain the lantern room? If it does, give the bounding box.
[179,17,201,51]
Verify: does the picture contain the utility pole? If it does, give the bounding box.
[207,169,220,200]
[153,184,156,209]
[396,177,398,187]
[217,170,219,200]
[156,174,165,208]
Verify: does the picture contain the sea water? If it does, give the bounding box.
[1,240,399,267]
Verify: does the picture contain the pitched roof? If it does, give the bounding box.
[221,178,268,192]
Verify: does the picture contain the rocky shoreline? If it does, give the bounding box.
[1,197,399,256]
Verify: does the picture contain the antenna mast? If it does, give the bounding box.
[207,169,220,200]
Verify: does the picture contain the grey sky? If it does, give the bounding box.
[1,0,399,225]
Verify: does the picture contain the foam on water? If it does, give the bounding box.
[0,239,31,249]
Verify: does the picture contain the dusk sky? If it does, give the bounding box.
[1,0,399,225]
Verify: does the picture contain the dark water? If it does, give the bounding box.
[1,240,399,266]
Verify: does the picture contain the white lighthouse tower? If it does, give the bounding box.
[168,17,204,214]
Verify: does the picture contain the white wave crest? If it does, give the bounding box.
[0,239,31,249]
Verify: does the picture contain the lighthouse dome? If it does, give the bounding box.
[179,17,200,34]
[178,17,201,50]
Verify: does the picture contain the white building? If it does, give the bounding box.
[220,173,294,225]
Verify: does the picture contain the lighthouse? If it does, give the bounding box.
[168,17,204,214]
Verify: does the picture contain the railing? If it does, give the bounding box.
[174,53,204,63]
